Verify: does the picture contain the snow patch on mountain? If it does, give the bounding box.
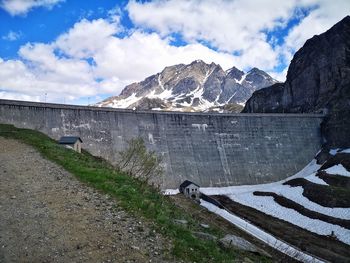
[95,60,278,112]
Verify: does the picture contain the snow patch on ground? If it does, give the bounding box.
[202,183,348,220]
[201,159,321,196]
[225,194,350,245]
[329,148,350,155]
[323,164,350,177]
[305,172,328,185]
[201,200,326,263]
[167,154,350,245]
[200,158,350,241]
[163,189,179,195]
[329,149,341,155]
[270,186,349,220]
[340,148,350,154]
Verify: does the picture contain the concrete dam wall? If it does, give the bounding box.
[0,99,324,189]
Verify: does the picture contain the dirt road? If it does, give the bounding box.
[0,138,176,263]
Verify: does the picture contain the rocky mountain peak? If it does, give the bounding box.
[226,66,244,80]
[246,67,268,78]
[248,67,260,73]
[190,59,208,66]
[96,60,278,113]
[245,67,276,90]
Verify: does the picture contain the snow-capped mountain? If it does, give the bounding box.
[96,60,278,112]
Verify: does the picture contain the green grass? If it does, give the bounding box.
[0,124,269,263]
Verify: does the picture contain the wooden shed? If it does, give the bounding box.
[179,180,200,200]
[58,136,83,153]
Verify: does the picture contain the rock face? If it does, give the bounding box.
[243,16,350,147]
[96,60,277,112]
[218,234,258,253]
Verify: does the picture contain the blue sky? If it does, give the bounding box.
[0,1,125,58]
[0,0,349,105]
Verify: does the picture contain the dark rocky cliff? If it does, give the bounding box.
[243,16,350,148]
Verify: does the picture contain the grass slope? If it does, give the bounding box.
[0,124,268,263]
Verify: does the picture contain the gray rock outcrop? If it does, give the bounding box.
[243,16,350,147]
[219,234,258,252]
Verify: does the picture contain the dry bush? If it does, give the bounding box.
[117,137,163,186]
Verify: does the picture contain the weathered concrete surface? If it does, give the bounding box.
[0,99,323,188]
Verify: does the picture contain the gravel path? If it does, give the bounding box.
[0,138,177,263]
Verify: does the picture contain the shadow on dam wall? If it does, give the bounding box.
[0,99,324,189]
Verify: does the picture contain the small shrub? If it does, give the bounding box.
[117,137,163,186]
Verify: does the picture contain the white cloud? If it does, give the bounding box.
[55,18,121,58]
[0,0,64,16]
[0,18,236,104]
[126,0,300,71]
[55,17,236,89]
[282,0,350,61]
[2,30,22,41]
[127,0,350,71]
[268,68,288,82]
[0,0,349,104]
[0,54,97,103]
[127,0,294,51]
[0,91,40,102]
[89,31,235,81]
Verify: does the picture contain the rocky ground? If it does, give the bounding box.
[169,195,292,263]
[0,137,177,263]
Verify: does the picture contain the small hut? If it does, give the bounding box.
[58,136,83,153]
[179,180,200,200]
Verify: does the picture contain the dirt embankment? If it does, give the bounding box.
[0,138,177,263]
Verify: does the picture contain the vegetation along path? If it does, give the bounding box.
[0,124,272,263]
[0,137,175,262]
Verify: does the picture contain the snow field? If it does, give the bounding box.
[200,153,350,244]
[226,193,350,244]
[201,200,326,263]
[323,164,350,177]
[166,150,350,244]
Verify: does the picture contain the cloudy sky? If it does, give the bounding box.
[0,0,349,105]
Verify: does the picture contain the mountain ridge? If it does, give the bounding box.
[96,60,278,112]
